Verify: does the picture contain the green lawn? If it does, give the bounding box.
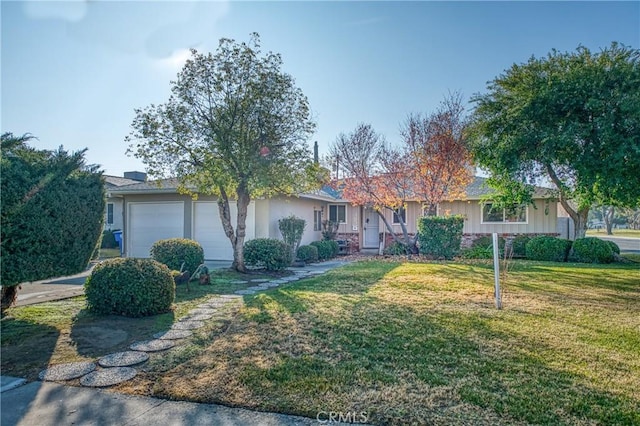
[3,259,639,425]
[0,269,270,381]
[587,229,640,238]
[134,259,640,425]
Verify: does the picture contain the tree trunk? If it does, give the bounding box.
[1,285,19,314]
[233,183,250,273]
[603,206,615,235]
[377,209,402,245]
[217,188,239,270]
[559,197,589,239]
[545,163,588,239]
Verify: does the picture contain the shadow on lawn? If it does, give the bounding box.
[0,318,59,381]
[70,309,175,358]
[233,261,639,425]
[240,296,640,425]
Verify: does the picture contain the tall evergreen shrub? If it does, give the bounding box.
[417,216,464,259]
[1,133,104,311]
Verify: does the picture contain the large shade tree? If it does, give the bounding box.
[469,43,640,238]
[127,34,320,271]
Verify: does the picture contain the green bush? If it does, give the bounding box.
[511,235,532,258]
[525,236,572,262]
[296,245,319,263]
[85,258,175,317]
[417,216,464,259]
[100,230,119,249]
[279,216,306,257]
[244,238,292,271]
[605,240,621,255]
[570,237,615,264]
[311,240,339,260]
[460,245,494,259]
[383,241,409,256]
[150,238,204,274]
[1,135,105,292]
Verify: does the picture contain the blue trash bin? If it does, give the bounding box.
[112,230,123,254]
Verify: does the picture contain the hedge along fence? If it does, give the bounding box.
[417,215,465,259]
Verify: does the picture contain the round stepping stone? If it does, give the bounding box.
[229,280,248,284]
[246,286,263,291]
[308,270,325,275]
[153,329,193,340]
[189,308,217,315]
[98,351,149,368]
[80,367,137,387]
[171,320,205,330]
[219,294,242,299]
[155,329,192,340]
[130,339,175,352]
[39,362,96,382]
[183,314,213,321]
[234,289,255,295]
[250,278,270,283]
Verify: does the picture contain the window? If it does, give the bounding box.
[393,207,406,224]
[482,203,527,224]
[328,204,346,223]
[107,203,114,225]
[313,210,322,231]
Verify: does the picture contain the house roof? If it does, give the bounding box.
[325,176,553,202]
[109,178,339,201]
[109,176,553,201]
[104,175,146,188]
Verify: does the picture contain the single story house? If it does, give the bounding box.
[108,179,336,260]
[108,175,559,260]
[104,172,147,231]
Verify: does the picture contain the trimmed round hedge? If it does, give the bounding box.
[383,241,409,256]
[244,238,292,271]
[525,236,572,262]
[150,238,204,274]
[570,237,615,264]
[296,245,319,263]
[605,240,621,255]
[85,258,175,317]
[311,240,339,260]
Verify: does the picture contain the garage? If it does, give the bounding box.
[127,202,184,258]
[193,201,255,260]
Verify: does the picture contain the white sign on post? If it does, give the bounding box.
[492,233,502,309]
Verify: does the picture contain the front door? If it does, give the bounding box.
[363,208,380,248]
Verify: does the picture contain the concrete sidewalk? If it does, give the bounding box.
[1,380,320,426]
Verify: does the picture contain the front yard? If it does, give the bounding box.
[2,259,639,425]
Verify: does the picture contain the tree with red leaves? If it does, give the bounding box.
[330,93,473,252]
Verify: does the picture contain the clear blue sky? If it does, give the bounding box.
[2,1,639,177]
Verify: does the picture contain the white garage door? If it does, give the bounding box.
[128,202,184,258]
[193,201,255,260]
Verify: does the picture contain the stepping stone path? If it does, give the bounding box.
[154,329,193,340]
[37,265,341,388]
[130,339,176,352]
[171,320,206,330]
[39,362,96,381]
[80,367,137,388]
[98,351,149,368]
